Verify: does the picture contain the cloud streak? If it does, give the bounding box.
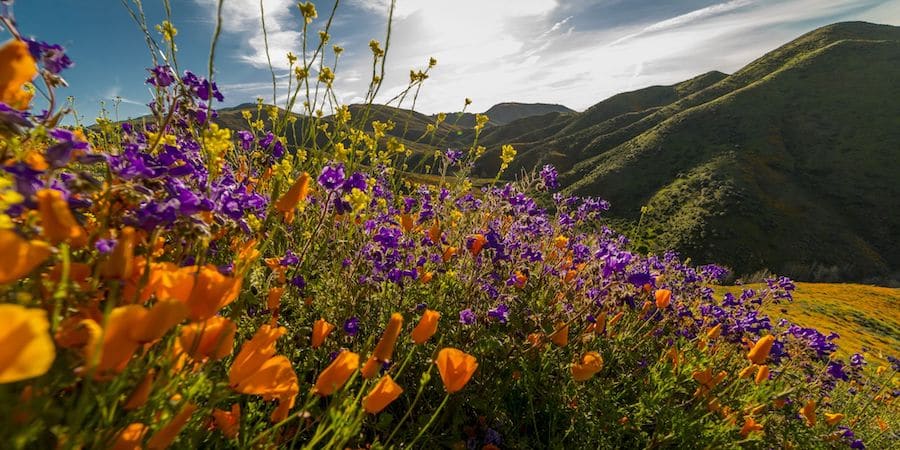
[211,0,900,113]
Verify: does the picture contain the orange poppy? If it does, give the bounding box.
[755,365,770,385]
[571,351,603,382]
[442,245,457,263]
[183,265,242,321]
[427,220,441,244]
[109,423,149,450]
[654,289,671,309]
[179,316,237,361]
[747,335,775,365]
[0,229,51,285]
[266,287,285,312]
[274,172,311,214]
[512,271,527,289]
[362,313,404,379]
[315,350,360,396]
[311,318,335,349]
[228,325,298,422]
[707,323,722,340]
[123,370,155,410]
[36,188,87,248]
[468,233,487,256]
[0,304,55,383]
[824,412,844,426]
[213,404,241,439]
[130,300,188,343]
[362,374,404,414]
[550,322,569,347]
[435,348,478,393]
[739,415,763,438]
[801,400,816,426]
[399,213,415,233]
[738,364,755,379]
[101,227,137,279]
[0,39,37,109]
[411,309,440,344]
[146,402,197,449]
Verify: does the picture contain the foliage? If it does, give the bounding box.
[0,4,897,450]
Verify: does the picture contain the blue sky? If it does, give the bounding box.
[10,0,900,123]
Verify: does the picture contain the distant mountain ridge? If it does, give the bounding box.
[431,102,575,128]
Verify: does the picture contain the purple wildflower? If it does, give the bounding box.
[459,308,476,325]
[318,164,346,190]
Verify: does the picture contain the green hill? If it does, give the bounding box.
[467,22,900,283]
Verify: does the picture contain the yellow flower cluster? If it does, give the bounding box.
[500,144,517,172]
[201,123,233,179]
[0,173,23,229]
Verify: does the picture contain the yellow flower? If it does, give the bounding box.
[369,39,384,58]
[363,374,404,414]
[318,66,334,86]
[474,114,489,131]
[0,39,37,110]
[298,1,318,23]
[155,20,178,43]
[0,229,51,285]
[436,348,478,393]
[499,144,516,171]
[0,305,55,383]
[345,187,370,215]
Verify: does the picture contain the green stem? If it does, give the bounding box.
[407,393,450,448]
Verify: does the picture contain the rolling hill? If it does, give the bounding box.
[462,22,900,284]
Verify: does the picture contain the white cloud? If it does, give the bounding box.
[195,0,300,70]
[215,0,900,113]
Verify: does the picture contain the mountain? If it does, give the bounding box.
[465,22,900,283]
[435,102,575,128]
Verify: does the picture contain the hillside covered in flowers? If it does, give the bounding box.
[0,2,897,449]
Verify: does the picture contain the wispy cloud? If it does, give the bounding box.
[607,0,755,47]
[195,0,300,70]
[212,0,900,113]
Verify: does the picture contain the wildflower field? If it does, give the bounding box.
[0,1,897,449]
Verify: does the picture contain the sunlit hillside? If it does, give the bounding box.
[717,283,900,363]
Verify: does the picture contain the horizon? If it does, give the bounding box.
[13,0,900,123]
